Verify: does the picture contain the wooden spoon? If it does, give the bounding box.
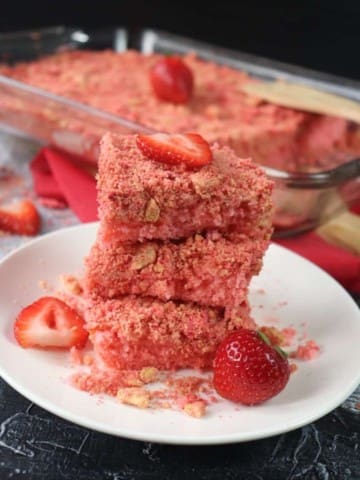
[242,79,360,254]
[242,80,360,123]
[317,210,360,255]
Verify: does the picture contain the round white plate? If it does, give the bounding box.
[0,223,359,445]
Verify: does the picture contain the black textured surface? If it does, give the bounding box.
[1,295,359,480]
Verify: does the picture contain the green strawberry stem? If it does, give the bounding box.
[257,330,288,359]
[274,345,289,359]
[257,330,271,345]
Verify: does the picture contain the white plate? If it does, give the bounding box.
[0,223,359,445]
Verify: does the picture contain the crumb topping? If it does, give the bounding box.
[117,387,151,409]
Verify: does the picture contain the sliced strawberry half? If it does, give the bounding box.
[0,199,40,236]
[14,296,88,349]
[136,133,212,168]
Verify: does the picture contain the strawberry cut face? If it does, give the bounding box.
[14,297,88,350]
[136,133,212,169]
[0,199,40,236]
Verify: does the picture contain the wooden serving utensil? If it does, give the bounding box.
[242,79,360,254]
[317,210,360,255]
[242,80,360,123]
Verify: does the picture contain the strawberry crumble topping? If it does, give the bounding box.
[291,340,321,360]
[117,387,151,409]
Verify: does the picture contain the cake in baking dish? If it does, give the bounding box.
[2,49,359,171]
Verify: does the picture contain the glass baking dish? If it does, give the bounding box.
[0,26,359,236]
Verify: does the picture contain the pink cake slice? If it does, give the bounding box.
[97,133,273,242]
[85,295,254,371]
[83,232,266,312]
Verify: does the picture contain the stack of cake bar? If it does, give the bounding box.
[83,133,274,371]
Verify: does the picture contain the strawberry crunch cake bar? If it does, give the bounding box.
[84,234,263,312]
[1,50,360,171]
[97,133,273,243]
[82,132,274,374]
[85,296,253,371]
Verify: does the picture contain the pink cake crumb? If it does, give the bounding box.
[290,363,298,374]
[70,347,85,365]
[291,340,320,360]
[38,279,52,292]
[182,400,207,418]
[166,375,205,395]
[117,387,151,409]
[59,274,84,296]
[176,393,200,409]
[139,366,159,384]
[281,327,297,346]
[259,326,286,347]
[70,360,212,417]
[71,368,150,396]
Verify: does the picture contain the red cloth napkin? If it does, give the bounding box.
[30,146,360,293]
[30,147,97,222]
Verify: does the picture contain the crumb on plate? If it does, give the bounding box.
[117,387,151,409]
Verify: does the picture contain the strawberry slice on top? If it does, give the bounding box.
[0,199,40,236]
[136,133,212,168]
[14,296,88,349]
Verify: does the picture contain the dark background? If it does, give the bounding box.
[1,0,360,80]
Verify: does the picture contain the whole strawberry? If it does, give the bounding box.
[213,328,290,405]
[150,56,194,104]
